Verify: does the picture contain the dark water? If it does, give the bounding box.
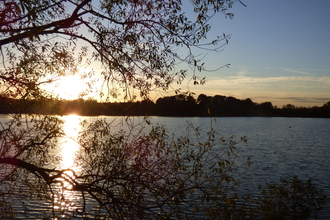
[1,116,329,219]
[151,116,330,219]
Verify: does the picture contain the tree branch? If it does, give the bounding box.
[0,157,55,183]
[0,0,91,46]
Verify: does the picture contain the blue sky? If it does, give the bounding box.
[178,0,330,107]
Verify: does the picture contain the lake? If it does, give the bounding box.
[1,116,329,219]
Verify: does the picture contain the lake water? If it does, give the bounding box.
[1,116,329,219]
[153,117,330,219]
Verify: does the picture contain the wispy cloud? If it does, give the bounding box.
[273,97,329,104]
[208,76,330,87]
[237,70,248,77]
[282,68,311,75]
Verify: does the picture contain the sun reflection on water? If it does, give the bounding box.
[53,114,83,217]
[60,114,81,170]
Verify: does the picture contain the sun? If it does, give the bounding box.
[43,68,101,100]
[57,75,87,100]
[51,74,88,100]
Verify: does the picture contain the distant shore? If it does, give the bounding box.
[1,94,329,118]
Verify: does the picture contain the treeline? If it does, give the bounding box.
[1,94,330,118]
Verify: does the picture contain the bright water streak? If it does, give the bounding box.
[52,115,83,217]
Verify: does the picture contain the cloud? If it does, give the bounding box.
[237,70,248,77]
[274,96,329,104]
[282,68,311,75]
[208,76,330,87]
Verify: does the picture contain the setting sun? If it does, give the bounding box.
[53,75,87,100]
[43,68,101,100]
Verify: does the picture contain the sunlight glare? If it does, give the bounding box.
[52,115,83,215]
[44,67,100,100]
[53,74,88,100]
[60,114,81,169]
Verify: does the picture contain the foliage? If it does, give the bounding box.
[74,120,250,219]
[0,115,250,219]
[239,176,328,220]
[0,0,237,101]
[0,1,247,217]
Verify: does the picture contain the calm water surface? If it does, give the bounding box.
[1,116,329,219]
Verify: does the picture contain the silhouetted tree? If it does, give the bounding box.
[0,1,255,218]
[156,94,198,116]
[257,101,274,116]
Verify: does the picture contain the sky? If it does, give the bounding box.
[40,0,330,107]
[176,0,330,107]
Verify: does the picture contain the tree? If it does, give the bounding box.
[0,0,248,218]
[0,1,327,219]
[155,94,198,116]
[0,0,235,101]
